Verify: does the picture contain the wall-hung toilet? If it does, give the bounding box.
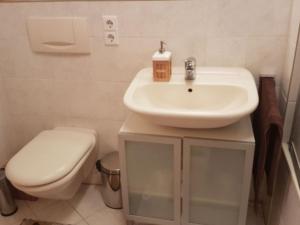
[5,127,97,200]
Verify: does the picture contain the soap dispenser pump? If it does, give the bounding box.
[152,41,172,81]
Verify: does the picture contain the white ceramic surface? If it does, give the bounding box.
[6,129,96,187]
[124,67,258,128]
[6,127,97,200]
[11,147,97,200]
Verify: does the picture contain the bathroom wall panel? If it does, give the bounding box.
[205,0,291,38]
[5,114,54,154]
[0,0,293,182]
[0,78,11,167]
[0,38,14,77]
[282,0,300,97]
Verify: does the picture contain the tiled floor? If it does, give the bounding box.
[0,184,264,225]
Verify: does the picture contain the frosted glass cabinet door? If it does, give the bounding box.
[182,138,254,225]
[119,134,181,225]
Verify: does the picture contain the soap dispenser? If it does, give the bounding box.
[152,41,172,81]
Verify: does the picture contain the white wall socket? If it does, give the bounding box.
[104,31,119,46]
[102,15,118,31]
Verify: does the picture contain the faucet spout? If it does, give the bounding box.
[185,57,196,80]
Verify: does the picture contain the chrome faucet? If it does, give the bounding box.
[185,57,197,80]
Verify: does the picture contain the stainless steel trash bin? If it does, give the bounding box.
[0,169,17,216]
[96,152,122,209]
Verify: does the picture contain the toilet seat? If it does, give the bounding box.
[6,128,96,188]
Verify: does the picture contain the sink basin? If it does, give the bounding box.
[124,67,258,128]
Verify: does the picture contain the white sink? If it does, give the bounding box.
[124,67,258,129]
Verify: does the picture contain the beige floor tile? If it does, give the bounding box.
[0,185,265,225]
[26,198,61,214]
[32,201,83,225]
[85,207,126,225]
[68,184,106,219]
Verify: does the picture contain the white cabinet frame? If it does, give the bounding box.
[182,138,254,225]
[119,133,182,225]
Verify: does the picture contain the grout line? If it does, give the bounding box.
[67,200,85,222]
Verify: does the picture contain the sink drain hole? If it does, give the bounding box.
[188,88,193,93]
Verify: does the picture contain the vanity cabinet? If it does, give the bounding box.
[182,139,253,225]
[120,135,181,225]
[119,115,255,225]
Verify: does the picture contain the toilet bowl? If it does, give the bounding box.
[5,127,97,200]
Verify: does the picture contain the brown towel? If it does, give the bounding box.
[252,77,283,204]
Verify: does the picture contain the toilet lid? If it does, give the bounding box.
[6,130,96,187]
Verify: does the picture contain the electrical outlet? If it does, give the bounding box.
[102,15,118,31]
[104,31,119,46]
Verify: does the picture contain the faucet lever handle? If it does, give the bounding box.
[185,57,196,69]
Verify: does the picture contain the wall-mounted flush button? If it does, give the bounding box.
[27,17,90,54]
[102,16,118,31]
[104,31,119,46]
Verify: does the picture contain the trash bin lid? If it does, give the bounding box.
[100,152,120,175]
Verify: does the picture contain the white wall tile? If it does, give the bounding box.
[283,101,296,143]
[206,0,292,38]
[286,35,300,102]
[90,37,156,82]
[0,79,8,127]
[51,80,127,120]
[281,0,300,97]
[51,54,92,81]
[0,39,15,77]
[245,37,287,80]
[96,119,123,157]
[6,114,53,154]
[0,4,27,39]
[0,126,12,167]
[205,37,246,67]
[93,81,129,121]
[11,37,54,79]
[0,78,11,167]
[4,78,53,116]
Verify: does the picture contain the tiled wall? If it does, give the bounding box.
[281,0,300,143]
[0,0,293,182]
[0,79,10,167]
[282,0,300,97]
[0,29,11,167]
[282,0,300,140]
